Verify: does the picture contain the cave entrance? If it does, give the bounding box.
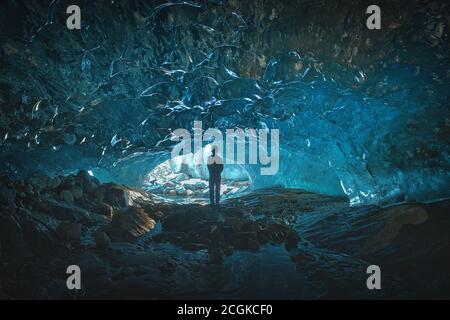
[142,148,251,204]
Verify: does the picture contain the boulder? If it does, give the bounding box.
[94,187,106,202]
[44,197,92,223]
[0,211,30,261]
[285,230,300,251]
[21,215,56,257]
[25,183,34,196]
[56,221,82,241]
[174,173,189,182]
[103,184,128,207]
[148,210,164,221]
[163,181,176,188]
[225,217,250,232]
[195,181,207,188]
[232,232,260,251]
[76,170,91,181]
[70,185,84,200]
[0,184,16,207]
[175,185,186,195]
[162,205,223,233]
[208,246,224,264]
[104,206,156,242]
[94,231,111,250]
[76,170,100,194]
[60,190,74,204]
[28,176,48,194]
[96,202,114,219]
[48,176,62,190]
[223,245,234,257]
[85,181,99,194]
[183,180,208,190]
[266,223,291,243]
[61,175,76,188]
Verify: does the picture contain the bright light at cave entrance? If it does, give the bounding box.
[143,146,251,202]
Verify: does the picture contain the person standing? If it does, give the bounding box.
[207,145,223,205]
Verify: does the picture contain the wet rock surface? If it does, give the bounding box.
[104,206,156,242]
[1,173,450,299]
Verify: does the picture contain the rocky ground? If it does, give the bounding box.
[144,173,251,200]
[0,172,449,299]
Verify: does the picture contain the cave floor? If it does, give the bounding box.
[1,177,450,299]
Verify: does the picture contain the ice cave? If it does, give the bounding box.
[0,0,449,299]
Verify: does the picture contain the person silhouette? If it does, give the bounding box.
[207,145,223,205]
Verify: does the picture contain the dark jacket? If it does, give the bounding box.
[207,156,223,179]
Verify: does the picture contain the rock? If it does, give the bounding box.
[21,214,56,257]
[44,197,92,223]
[267,223,290,243]
[69,251,111,289]
[76,170,91,181]
[149,210,164,221]
[163,181,176,188]
[223,245,234,256]
[61,175,76,188]
[94,187,105,202]
[257,230,269,244]
[70,185,84,200]
[48,176,62,189]
[182,243,208,251]
[232,232,260,251]
[285,231,299,251]
[0,184,16,206]
[195,181,207,189]
[208,247,224,264]
[175,185,186,195]
[96,202,114,218]
[25,184,34,195]
[225,217,250,232]
[28,176,48,194]
[103,184,128,207]
[104,206,156,242]
[85,181,99,194]
[174,173,189,182]
[60,190,74,204]
[0,211,30,261]
[162,205,223,233]
[56,221,82,241]
[364,204,429,253]
[94,231,111,250]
